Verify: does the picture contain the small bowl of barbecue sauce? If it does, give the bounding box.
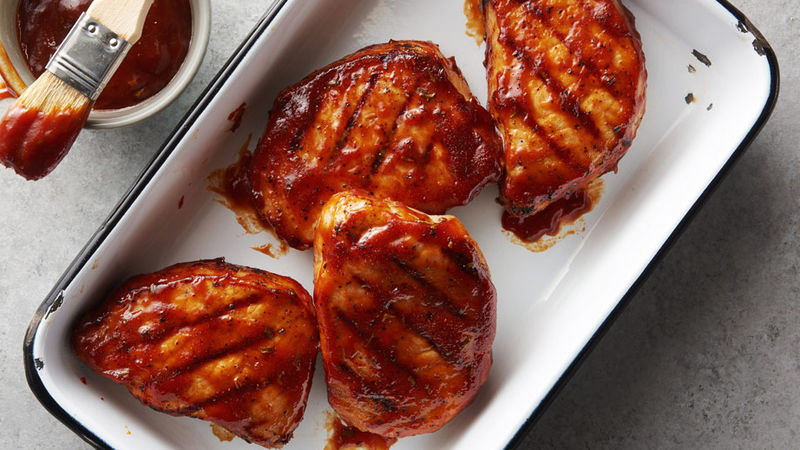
[0,0,210,128]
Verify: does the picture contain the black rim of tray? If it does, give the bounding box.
[22,1,779,449]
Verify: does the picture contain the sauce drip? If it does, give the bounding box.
[251,242,289,258]
[464,0,485,45]
[502,190,593,243]
[502,179,604,250]
[227,102,247,132]
[207,136,268,233]
[207,136,288,257]
[210,423,236,442]
[16,0,192,110]
[325,412,397,450]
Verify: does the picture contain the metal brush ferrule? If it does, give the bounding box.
[45,13,131,101]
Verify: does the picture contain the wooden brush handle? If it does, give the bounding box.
[87,0,155,44]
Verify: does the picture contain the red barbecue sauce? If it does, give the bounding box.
[16,0,192,110]
[227,102,247,132]
[210,424,236,442]
[207,136,274,234]
[464,0,485,45]
[502,189,595,243]
[325,413,397,450]
[0,104,88,180]
[207,136,288,257]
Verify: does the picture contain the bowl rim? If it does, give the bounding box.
[0,0,211,129]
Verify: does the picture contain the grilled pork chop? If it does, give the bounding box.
[313,191,496,437]
[250,40,503,250]
[72,259,318,448]
[483,0,647,216]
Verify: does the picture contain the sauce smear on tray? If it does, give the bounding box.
[502,179,604,247]
[227,102,247,132]
[207,136,271,233]
[16,0,192,110]
[502,190,594,242]
[464,0,485,45]
[208,137,289,257]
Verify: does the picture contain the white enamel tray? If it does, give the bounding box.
[25,0,778,448]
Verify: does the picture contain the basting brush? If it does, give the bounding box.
[0,0,154,180]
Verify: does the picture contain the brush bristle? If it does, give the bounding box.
[18,71,92,114]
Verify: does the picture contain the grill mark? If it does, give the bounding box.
[386,303,457,364]
[180,375,281,414]
[150,336,275,383]
[331,308,419,393]
[116,286,294,348]
[496,48,593,174]
[286,74,336,152]
[527,3,627,97]
[440,247,481,277]
[513,37,601,139]
[326,72,381,166]
[420,140,435,166]
[138,294,262,345]
[150,341,294,414]
[334,360,399,415]
[368,79,420,176]
[575,0,631,39]
[490,71,588,176]
[525,0,629,46]
[388,256,467,319]
[351,262,467,321]
[144,317,287,385]
[493,4,607,139]
[349,274,463,364]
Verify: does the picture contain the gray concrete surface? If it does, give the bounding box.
[0,0,796,449]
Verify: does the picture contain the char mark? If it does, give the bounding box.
[528,2,632,95]
[145,320,287,386]
[441,247,480,277]
[497,45,596,173]
[180,374,285,415]
[350,274,459,364]
[331,308,420,388]
[369,79,420,175]
[388,256,467,319]
[386,303,456,365]
[326,72,381,165]
[498,5,616,138]
[128,291,291,346]
[285,76,336,152]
